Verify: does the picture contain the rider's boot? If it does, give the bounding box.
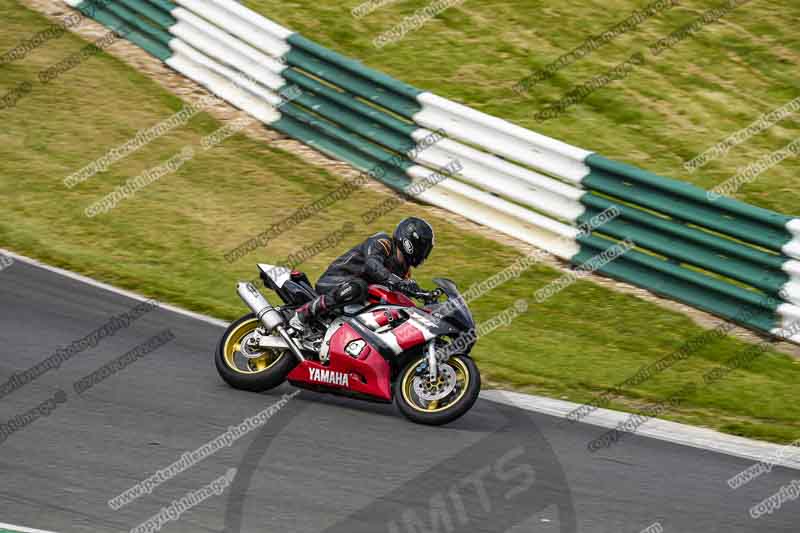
[288,310,306,333]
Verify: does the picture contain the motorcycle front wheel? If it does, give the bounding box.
[215,313,296,392]
[394,354,481,426]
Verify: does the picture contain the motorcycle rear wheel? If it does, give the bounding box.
[215,313,296,392]
[394,354,480,425]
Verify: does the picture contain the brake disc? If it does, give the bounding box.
[413,364,457,401]
[239,331,266,360]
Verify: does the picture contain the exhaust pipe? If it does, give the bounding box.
[236,282,305,362]
[237,282,285,331]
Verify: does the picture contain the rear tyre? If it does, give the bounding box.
[394,355,480,426]
[215,313,296,392]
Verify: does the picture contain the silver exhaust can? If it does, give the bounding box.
[236,282,285,332]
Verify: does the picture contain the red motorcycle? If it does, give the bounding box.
[215,264,481,425]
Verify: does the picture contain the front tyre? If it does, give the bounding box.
[394,355,480,426]
[215,313,295,392]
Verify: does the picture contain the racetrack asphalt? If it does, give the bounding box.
[1,258,798,533]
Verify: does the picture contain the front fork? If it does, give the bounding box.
[426,341,439,381]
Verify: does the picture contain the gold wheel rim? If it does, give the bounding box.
[401,357,470,413]
[223,318,285,375]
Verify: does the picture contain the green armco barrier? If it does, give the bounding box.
[580,194,788,271]
[287,35,424,100]
[142,0,176,13]
[117,0,175,29]
[290,89,416,154]
[63,0,800,342]
[577,235,777,311]
[273,116,412,192]
[579,206,789,295]
[75,0,172,60]
[585,154,793,253]
[575,236,779,333]
[285,48,421,119]
[280,102,414,172]
[586,154,793,230]
[583,165,792,252]
[101,0,173,45]
[282,69,417,137]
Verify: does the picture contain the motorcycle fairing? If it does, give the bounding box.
[258,264,291,287]
[287,321,392,401]
[367,284,416,307]
[258,264,316,305]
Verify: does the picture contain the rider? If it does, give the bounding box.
[288,217,435,333]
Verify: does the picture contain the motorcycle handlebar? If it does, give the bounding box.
[387,278,444,303]
[406,287,444,303]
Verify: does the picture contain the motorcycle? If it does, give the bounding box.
[215,264,481,425]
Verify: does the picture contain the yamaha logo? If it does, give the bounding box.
[403,238,414,255]
[309,367,350,387]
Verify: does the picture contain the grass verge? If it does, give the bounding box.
[1,0,799,444]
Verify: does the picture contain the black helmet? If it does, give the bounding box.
[393,217,435,267]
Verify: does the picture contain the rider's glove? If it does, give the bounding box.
[396,279,421,294]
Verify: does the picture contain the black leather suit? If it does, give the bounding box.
[296,232,410,321]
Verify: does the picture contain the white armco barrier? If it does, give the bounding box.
[160,0,591,259]
[774,304,800,343]
[782,260,800,283]
[166,52,282,124]
[406,165,580,260]
[171,10,287,90]
[170,40,285,107]
[202,0,293,42]
[784,220,800,259]
[414,93,593,183]
[175,0,291,58]
[64,0,800,343]
[409,129,586,223]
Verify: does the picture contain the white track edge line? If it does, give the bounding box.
[5,248,797,470]
[0,248,229,328]
[0,522,60,533]
[482,390,800,471]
